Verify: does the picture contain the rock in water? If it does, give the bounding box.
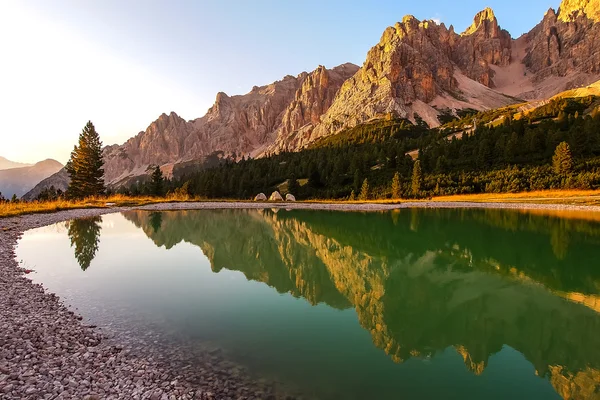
[254,193,267,201]
[285,194,296,202]
[269,191,283,201]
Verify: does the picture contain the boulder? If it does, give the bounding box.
[286,194,296,202]
[254,193,267,201]
[269,191,283,201]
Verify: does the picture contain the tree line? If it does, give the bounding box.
[123,104,600,200]
[29,97,600,202]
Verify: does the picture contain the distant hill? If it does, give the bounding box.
[0,156,32,170]
[0,159,63,198]
[22,168,70,201]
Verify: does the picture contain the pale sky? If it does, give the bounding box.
[0,0,560,164]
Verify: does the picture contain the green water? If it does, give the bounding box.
[16,208,600,399]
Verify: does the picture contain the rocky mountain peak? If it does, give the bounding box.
[87,4,600,187]
[462,7,499,36]
[558,0,600,22]
[522,0,600,94]
[268,63,359,153]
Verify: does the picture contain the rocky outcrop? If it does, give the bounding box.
[558,0,600,22]
[101,67,356,186]
[301,11,517,147]
[268,63,359,153]
[269,191,283,201]
[521,2,600,97]
[457,8,512,88]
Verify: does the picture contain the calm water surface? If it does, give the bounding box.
[16,208,600,400]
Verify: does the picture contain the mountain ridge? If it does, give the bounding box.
[27,0,600,192]
[0,156,32,171]
[0,159,63,198]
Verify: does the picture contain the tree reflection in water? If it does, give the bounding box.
[66,216,102,271]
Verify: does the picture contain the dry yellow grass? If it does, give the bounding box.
[0,194,193,218]
[3,189,600,219]
[432,189,600,206]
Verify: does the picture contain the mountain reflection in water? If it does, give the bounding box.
[69,208,600,399]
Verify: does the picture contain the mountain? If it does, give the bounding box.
[295,9,518,149]
[0,156,32,171]
[21,168,70,201]
[0,159,63,198]
[30,0,600,188]
[279,2,600,150]
[101,64,359,186]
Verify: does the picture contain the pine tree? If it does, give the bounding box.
[411,160,422,198]
[150,166,165,196]
[11,194,18,203]
[65,121,105,198]
[359,178,369,200]
[552,141,573,175]
[349,190,356,201]
[391,172,401,199]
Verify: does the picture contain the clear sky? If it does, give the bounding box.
[0,0,560,164]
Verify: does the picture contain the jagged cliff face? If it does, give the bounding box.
[88,0,600,185]
[103,112,194,184]
[559,0,600,22]
[102,75,304,185]
[457,7,513,87]
[520,2,600,99]
[100,66,358,185]
[268,63,359,153]
[303,10,516,146]
[188,75,302,156]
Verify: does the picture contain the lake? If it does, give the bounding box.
[16,208,600,400]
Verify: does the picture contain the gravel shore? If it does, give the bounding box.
[2,200,600,399]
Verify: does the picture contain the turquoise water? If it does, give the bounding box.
[16,208,600,399]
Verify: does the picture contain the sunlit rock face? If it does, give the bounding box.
[122,207,600,399]
[456,7,512,87]
[96,3,600,180]
[523,3,600,88]
[304,10,517,145]
[100,64,359,186]
[267,63,359,153]
[559,0,600,22]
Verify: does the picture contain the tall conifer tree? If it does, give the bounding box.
[66,121,105,198]
[150,165,165,196]
[391,172,401,199]
[411,160,422,198]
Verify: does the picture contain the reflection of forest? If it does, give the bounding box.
[66,216,102,271]
[122,208,600,400]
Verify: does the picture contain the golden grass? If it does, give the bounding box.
[0,194,193,218]
[3,189,600,219]
[431,189,600,206]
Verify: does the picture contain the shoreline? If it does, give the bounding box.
[2,201,600,399]
[133,200,600,212]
